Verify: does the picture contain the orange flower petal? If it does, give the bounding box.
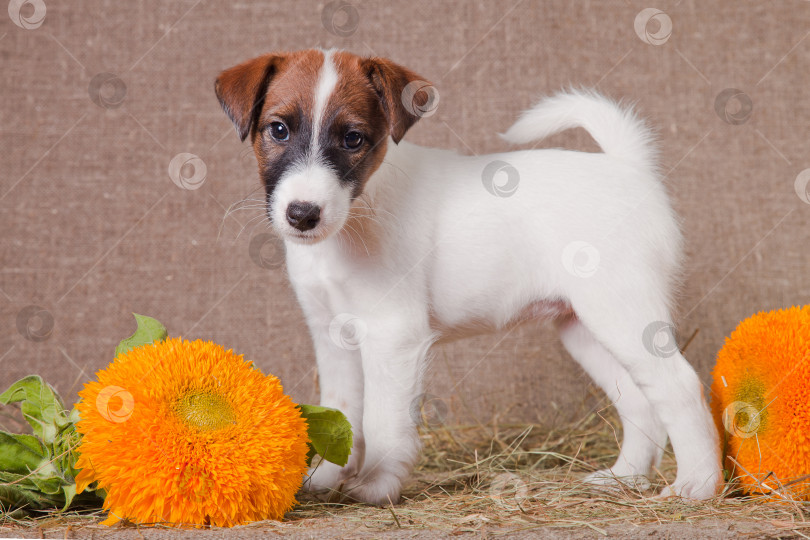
[100,513,122,526]
[73,465,94,494]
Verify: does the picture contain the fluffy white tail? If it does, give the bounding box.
[500,89,657,169]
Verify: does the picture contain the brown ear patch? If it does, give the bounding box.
[361,57,435,143]
[216,50,328,143]
[215,54,282,142]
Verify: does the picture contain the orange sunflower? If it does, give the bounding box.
[711,305,810,498]
[74,337,310,526]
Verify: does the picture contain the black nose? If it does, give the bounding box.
[286,201,321,232]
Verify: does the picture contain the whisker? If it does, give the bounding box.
[235,212,270,241]
[342,221,371,256]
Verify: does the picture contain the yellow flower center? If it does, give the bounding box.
[175,391,237,431]
[733,376,768,435]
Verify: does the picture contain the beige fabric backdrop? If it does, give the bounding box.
[2,0,808,426]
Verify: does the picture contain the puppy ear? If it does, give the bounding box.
[215,54,282,142]
[362,57,435,144]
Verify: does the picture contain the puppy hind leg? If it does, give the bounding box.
[568,292,722,500]
[557,317,667,490]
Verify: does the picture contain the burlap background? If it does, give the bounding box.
[2,0,808,426]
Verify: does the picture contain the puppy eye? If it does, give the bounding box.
[268,122,289,142]
[344,131,364,150]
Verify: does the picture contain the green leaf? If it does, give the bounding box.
[115,313,168,358]
[0,484,54,510]
[298,404,353,467]
[0,377,93,513]
[0,471,27,483]
[0,432,46,475]
[0,441,65,504]
[9,433,47,457]
[0,376,69,443]
[53,427,80,479]
[60,482,76,511]
[29,473,62,496]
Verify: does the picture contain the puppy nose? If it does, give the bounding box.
[286,201,321,231]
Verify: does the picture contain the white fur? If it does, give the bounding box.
[310,49,339,157]
[283,90,722,504]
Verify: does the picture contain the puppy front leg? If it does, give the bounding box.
[299,308,366,497]
[342,314,433,505]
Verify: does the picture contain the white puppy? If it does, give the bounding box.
[215,48,722,505]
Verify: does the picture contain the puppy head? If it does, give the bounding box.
[215,49,431,244]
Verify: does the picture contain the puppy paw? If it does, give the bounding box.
[583,468,651,492]
[655,472,721,500]
[302,458,345,500]
[305,462,404,506]
[303,436,366,501]
[304,456,364,502]
[342,469,403,506]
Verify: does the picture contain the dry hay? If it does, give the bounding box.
[2,404,809,538]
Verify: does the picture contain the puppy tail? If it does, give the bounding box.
[500,89,657,169]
